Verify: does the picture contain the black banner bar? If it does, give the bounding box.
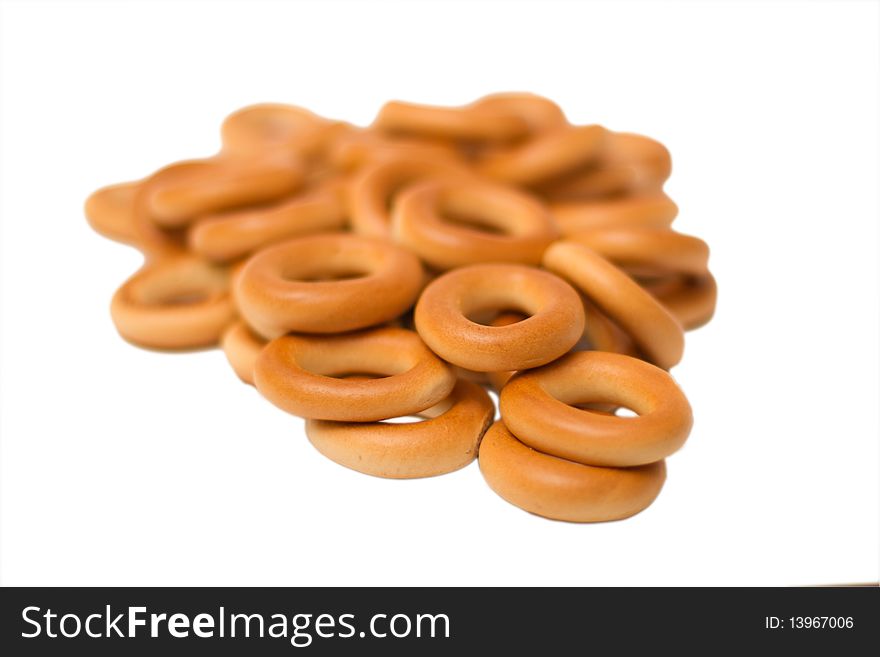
[1,586,876,654]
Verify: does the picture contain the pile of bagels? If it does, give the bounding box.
[86,93,715,523]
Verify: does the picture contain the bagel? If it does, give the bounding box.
[415,264,585,372]
[478,421,667,522]
[306,380,494,478]
[500,351,693,467]
[254,327,456,422]
[110,255,234,349]
[235,233,424,338]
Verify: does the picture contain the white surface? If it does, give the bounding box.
[1,0,878,587]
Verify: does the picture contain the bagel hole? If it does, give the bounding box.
[573,402,637,418]
[379,415,428,425]
[328,372,389,381]
[487,388,501,421]
[160,291,210,305]
[282,264,371,283]
[463,307,531,326]
[142,285,213,306]
[439,207,507,235]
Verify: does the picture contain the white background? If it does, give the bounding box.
[1,0,878,586]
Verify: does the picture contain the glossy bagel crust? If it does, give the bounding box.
[478,421,667,522]
[500,351,693,467]
[569,228,715,330]
[539,132,672,201]
[415,264,585,372]
[391,178,558,270]
[306,380,494,479]
[189,180,348,263]
[221,320,267,384]
[329,129,460,171]
[110,256,234,349]
[580,297,639,356]
[549,193,679,235]
[373,99,529,143]
[221,103,331,155]
[145,154,304,228]
[478,125,607,186]
[568,227,709,277]
[470,93,568,133]
[348,156,469,237]
[84,180,144,247]
[235,233,424,338]
[543,240,684,369]
[485,312,526,390]
[253,327,456,422]
[643,271,718,330]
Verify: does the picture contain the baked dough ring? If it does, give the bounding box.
[500,351,692,467]
[470,93,568,133]
[549,193,678,235]
[221,103,352,162]
[543,240,684,369]
[306,380,494,479]
[221,320,267,384]
[348,156,469,237]
[110,255,234,349]
[235,233,424,338]
[486,301,638,391]
[222,103,326,152]
[329,129,461,171]
[414,264,585,372]
[642,271,718,330]
[569,228,715,330]
[484,312,525,390]
[391,178,558,269]
[580,297,638,356]
[254,327,456,422]
[188,179,348,263]
[478,125,607,186]
[373,99,528,143]
[568,227,709,276]
[539,132,672,201]
[85,180,143,247]
[478,421,667,522]
[145,154,304,228]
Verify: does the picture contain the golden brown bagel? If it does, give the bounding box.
[221,103,352,163]
[110,255,234,349]
[188,179,348,263]
[415,264,585,372]
[254,327,456,422]
[329,129,461,171]
[540,132,672,201]
[235,233,424,338]
[500,351,693,467]
[478,124,607,186]
[221,320,267,384]
[568,227,716,330]
[348,155,469,237]
[392,178,558,269]
[373,99,529,143]
[145,153,304,228]
[470,93,568,133]
[549,193,678,235]
[84,180,144,247]
[306,380,494,478]
[543,240,684,369]
[478,421,667,522]
[642,271,718,330]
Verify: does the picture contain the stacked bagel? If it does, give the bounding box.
[86,94,715,522]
